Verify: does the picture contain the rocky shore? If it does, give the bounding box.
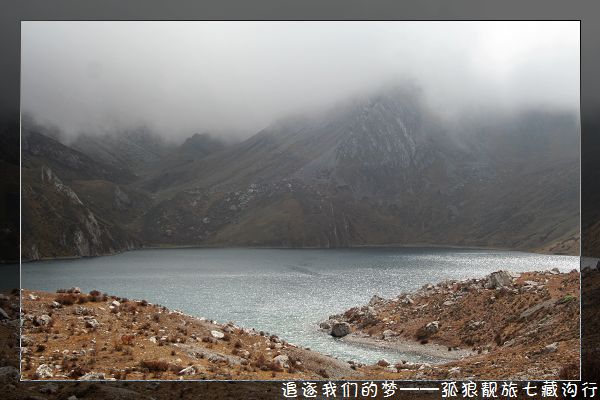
[20,289,359,381]
[320,269,580,380]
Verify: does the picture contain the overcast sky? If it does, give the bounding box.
[21,21,580,141]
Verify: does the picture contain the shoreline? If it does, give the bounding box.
[19,242,578,264]
[339,333,473,362]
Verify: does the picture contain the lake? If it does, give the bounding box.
[21,247,579,365]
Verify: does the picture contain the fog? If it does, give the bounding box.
[21,21,579,142]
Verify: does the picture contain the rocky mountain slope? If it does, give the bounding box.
[21,85,580,258]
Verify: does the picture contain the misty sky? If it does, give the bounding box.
[21,21,579,142]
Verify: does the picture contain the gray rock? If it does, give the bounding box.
[377,359,390,367]
[369,295,384,306]
[34,314,52,326]
[382,329,397,340]
[178,365,196,375]
[425,321,440,334]
[487,271,513,289]
[543,342,559,353]
[210,330,225,339]
[0,307,9,320]
[330,322,351,337]
[78,372,107,380]
[84,318,100,329]
[35,364,54,379]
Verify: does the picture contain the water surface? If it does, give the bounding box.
[22,247,579,364]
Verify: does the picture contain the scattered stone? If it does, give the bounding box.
[369,295,384,306]
[69,287,82,294]
[111,300,121,308]
[0,307,9,320]
[543,342,559,353]
[178,365,196,376]
[210,330,225,339]
[273,354,290,368]
[319,321,331,330]
[382,329,397,340]
[68,396,78,400]
[51,301,62,309]
[551,268,560,274]
[330,322,351,338]
[28,293,39,301]
[442,300,454,307]
[79,372,107,380]
[84,318,100,329]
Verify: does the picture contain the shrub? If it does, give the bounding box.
[89,290,102,302]
[77,295,89,304]
[140,359,170,372]
[55,294,77,306]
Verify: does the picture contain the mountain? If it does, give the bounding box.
[21,85,580,258]
[21,128,144,260]
[70,127,176,175]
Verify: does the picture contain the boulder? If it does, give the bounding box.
[425,321,440,335]
[35,364,54,379]
[486,271,513,289]
[111,300,121,308]
[377,359,390,367]
[210,330,225,339]
[330,322,351,338]
[34,314,52,326]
